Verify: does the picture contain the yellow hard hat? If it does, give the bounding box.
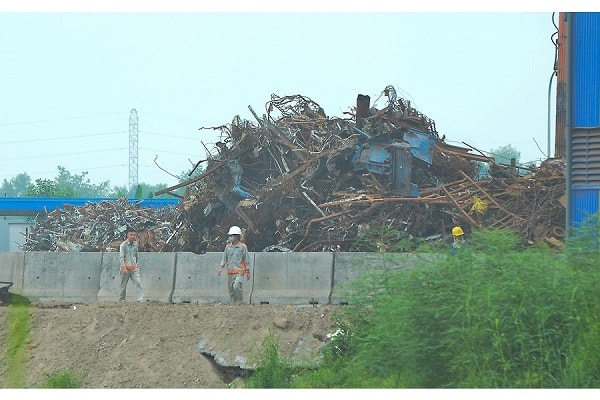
[452,226,464,237]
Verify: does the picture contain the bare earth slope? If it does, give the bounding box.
[1,301,339,389]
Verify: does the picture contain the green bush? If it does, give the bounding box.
[285,226,600,388]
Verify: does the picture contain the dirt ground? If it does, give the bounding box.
[0,300,340,389]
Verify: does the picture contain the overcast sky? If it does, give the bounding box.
[0,3,578,190]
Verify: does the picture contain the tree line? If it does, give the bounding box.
[1,165,203,198]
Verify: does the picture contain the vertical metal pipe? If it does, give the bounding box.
[555,13,568,159]
[548,71,555,159]
[565,12,573,238]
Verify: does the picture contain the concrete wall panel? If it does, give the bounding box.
[97,252,120,302]
[0,251,25,294]
[97,252,175,303]
[251,252,333,305]
[22,252,102,301]
[172,252,232,304]
[331,252,436,304]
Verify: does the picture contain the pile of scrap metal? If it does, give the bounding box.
[21,198,186,252]
[21,86,566,253]
[153,86,565,253]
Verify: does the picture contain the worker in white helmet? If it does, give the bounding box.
[217,226,250,304]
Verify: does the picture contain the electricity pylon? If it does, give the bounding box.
[129,108,139,191]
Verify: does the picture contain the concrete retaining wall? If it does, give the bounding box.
[0,251,24,292]
[22,252,103,302]
[331,252,437,304]
[251,252,333,305]
[171,252,230,304]
[0,251,438,304]
[97,252,176,303]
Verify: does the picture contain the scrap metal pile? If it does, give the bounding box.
[21,86,566,253]
[21,198,187,252]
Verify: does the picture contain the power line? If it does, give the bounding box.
[139,147,201,157]
[138,110,200,123]
[2,147,127,161]
[0,130,126,145]
[76,164,128,171]
[142,130,203,142]
[0,111,127,127]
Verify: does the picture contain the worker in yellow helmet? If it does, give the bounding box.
[451,226,466,251]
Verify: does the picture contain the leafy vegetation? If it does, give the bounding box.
[487,144,538,174]
[246,225,600,388]
[1,165,204,198]
[489,144,521,165]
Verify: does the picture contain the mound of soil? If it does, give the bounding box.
[0,301,339,388]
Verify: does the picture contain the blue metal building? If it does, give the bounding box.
[566,12,600,231]
[0,197,179,217]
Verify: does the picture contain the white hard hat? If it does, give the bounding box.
[228,226,242,235]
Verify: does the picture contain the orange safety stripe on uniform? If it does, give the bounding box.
[121,265,138,270]
[226,268,249,274]
[225,257,249,274]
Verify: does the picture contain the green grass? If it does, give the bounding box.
[3,294,84,388]
[42,370,83,388]
[4,295,32,388]
[247,225,600,388]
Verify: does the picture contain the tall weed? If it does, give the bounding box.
[245,330,295,388]
[309,227,600,387]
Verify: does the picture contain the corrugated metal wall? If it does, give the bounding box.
[572,12,600,128]
[569,13,600,228]
[571,186,600,228]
